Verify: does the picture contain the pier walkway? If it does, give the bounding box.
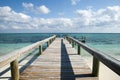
[1,35,119,80]
[20,38,98,80]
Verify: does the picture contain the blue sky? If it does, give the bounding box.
[0,0,120,33]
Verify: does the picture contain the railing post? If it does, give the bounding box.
[70,39,72,44]
[52,38,53,41]
[39,45,42,55]
[51,39,52,43]
[72,40,74,47]
[74,42,76,46]
[49,40,51,44]
[54,37,56,40]
[52,38,53,42]
[10,59,19,80]
[66,37,68,41]
[50,39,52,44]
[68,38,70,43]
[78,45,81,55]
[69,39,71,44]
[51,39,53,43]
[92,56,100,77]
[47,41,49,47]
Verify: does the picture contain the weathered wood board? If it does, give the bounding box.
[20,38,98,80]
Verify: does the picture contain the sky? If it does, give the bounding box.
[0,0,120,33]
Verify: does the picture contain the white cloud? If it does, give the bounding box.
[19,13,31,20]
[22,3,50,14]
[75,6,120,28]
[76,9,93,25]
[12,25,22,29]
[71,0,80,5]
[36,5,50,14]
[22,2,34,9]
[0,6,120,33]
[0,6,31,30]
[0,6,11,16]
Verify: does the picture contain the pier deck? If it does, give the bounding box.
[20,38,98,80]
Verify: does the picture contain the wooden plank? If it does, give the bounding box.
[67,36,120,76]
[20,38,98,80]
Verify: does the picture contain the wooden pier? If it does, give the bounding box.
[20,38,98,80]
[0,35,120,80]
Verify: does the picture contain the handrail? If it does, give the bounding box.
[66,36,120,76]
[0,35,56,80]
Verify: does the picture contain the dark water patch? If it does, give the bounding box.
[1,33,120,44]
[0,33,53,43]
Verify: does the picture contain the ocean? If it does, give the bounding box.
[0,33,120,59]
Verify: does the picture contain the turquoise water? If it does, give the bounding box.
[0,33,52,56]
[0,43,31,56]
[0,33,120,59]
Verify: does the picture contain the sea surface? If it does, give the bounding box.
[0,33,120,59]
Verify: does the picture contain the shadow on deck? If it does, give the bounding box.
[0,49,39,80]
[61,39,92,80]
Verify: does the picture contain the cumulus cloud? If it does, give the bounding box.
[22,2,50,14]
[76,6,120,28]
[76,9,93,25]
[0,6,31,30]
[36,5,50,14]
[71,0,80,5]
[0,6,120,33]
[0,6,72,32]
[22,2,34,9]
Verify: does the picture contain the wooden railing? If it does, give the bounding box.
[66,36,120,77]
[0,35,56,80]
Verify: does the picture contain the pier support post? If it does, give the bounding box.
[78,45,81,55]
[92,56,100,77]
[39,45,42,55]
[10,59,19,80]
